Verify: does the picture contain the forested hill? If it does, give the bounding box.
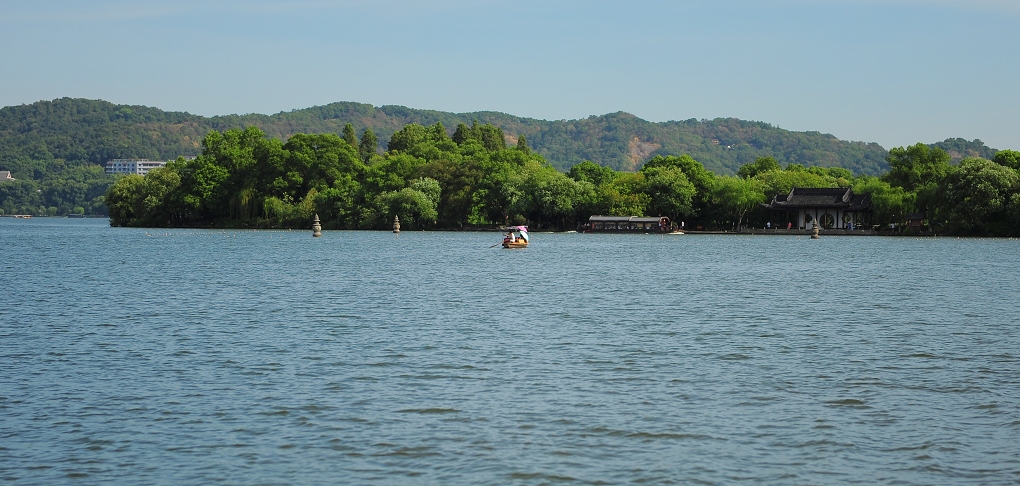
[0,97,996,176]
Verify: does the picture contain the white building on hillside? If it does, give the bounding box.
[104,159,168,176]
[0,171,14,181]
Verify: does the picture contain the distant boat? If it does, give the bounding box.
[501,226,529,249]
[583,215,672,233]
[13,214,32,219]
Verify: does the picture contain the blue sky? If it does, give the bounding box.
[2,0,1017,150]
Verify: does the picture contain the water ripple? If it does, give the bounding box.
[1,221,1019,483]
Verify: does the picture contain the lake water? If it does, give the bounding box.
[1,217,1019,484]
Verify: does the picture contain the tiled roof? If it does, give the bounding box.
[761,187,871,210]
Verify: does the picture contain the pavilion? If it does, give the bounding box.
[760,187,872,230]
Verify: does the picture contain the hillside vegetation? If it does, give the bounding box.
[0,98,914,176]
[102,122,1020,237]
[1,98,1010,223]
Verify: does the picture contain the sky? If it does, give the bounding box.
[1,0,1018,150]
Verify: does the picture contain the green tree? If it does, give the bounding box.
[417,156,482,228]
[883,143,952,192]
[756,169,834,199]
[516,134,531,155]
[377,187,438,229]
[428,122,448,143]
[737,156,781,179]
[993,149,1020,171]
[605,172,649,216]
[852,176,912,227]
[359,128,378,162]
[711,176,765,230]
[139,166,183,225]
[942,157,1020,234]
[388,123,429,152]
[569,160,617,187]
[525,168,579,229]
[342,123,358,148]
[640,154,714,217]
[106,175,145,226]
[176,156,229,219]
[451,123,472,145]
[643,166,695,223]
[410,177,441,208]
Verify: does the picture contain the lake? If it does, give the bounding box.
[1,217,1018,484]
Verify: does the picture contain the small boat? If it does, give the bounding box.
[501,226,529,249]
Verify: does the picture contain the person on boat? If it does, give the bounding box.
[506,231,516,243]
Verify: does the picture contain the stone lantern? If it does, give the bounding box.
[392,215,401,233]
[312,214,322,237]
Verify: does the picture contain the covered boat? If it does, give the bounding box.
[502,226,529,248]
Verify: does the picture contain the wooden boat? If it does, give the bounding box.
[501,226,529,249]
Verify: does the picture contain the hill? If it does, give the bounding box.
[0,98,905,177]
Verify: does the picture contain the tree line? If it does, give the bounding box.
[101,122,1020,236]
[1,98,898,175]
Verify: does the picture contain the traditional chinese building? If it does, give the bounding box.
[760,187,871,230]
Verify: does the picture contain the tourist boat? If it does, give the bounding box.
[502,226,529,248]
[583,215,672,233]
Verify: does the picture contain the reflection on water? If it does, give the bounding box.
[1,218,1018,483]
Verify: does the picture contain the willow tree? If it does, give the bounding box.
[711,176,765,230]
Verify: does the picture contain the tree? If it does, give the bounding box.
[449,121,506,151]
[993,149,1020,171]
[516,134,531,155]
[755,169,834,199]
[942,157,1020,233]
[640,154,714,217]
[852,176,912,227]
[737,156,780,179]
[173,155,226,220]
[451,123,471,145]
[342,123,357,148]
[711,176,765,230]
[525,168,579,229]
[106,175,145,226]
[569,160,617,186]
[428,122,448,143]
[605,173,649,216]
[388,123,428,152]
[359,128,378,162]
[883,143,952,192]
[643,166,695,223]
[410,177,441,208]
[377,187,438,229]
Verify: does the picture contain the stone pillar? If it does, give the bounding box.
[312,213,322,237]
[392,215,400,234]
[811,221,820,239]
